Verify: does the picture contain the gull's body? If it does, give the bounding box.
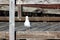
[24,16,31,27]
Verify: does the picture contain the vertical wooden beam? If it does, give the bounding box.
[18,5,21,18]
[17,4,22,20]
[9,0,15,40]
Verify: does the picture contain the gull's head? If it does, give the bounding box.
[26,16,28,19]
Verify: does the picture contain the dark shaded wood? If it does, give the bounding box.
[20,4,60,9]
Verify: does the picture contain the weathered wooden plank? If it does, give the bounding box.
[21,4,60,9]
[1,0,60,5]
[1,17,60,21]
[18,17,60,21]
[0,31,60,39]
[0,0,9,4]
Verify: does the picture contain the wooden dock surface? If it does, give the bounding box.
[0,22,60,31]
[15,22,60,31]
[0,22,60,39]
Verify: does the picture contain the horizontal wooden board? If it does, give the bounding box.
[21,4,60,9]
[0,31,60,39]
[0,17,60,21]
